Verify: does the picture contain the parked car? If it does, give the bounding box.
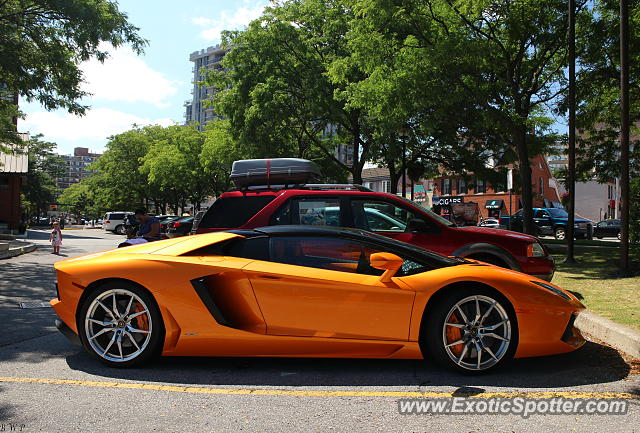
[593,219,621,239]
[195,159,556,281]
[102,212,132,235]
[166,216,194,238]
[157,215,180,233]
[52,225,585,372]
[478,218,501,229]
[500,208,593,240]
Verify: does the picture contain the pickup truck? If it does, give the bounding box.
[500,207,593,240]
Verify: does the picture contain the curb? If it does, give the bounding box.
[0,242,37,259]
[575,310,640,359]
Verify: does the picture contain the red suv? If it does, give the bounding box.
[195,185,555,281]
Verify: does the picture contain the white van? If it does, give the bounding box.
[103,212,132,235]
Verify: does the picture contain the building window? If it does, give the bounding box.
[475,178,485,194]
[443,178,452,195]
[539,177,544,195]
[381,180,391,193]
[457,178,466,194]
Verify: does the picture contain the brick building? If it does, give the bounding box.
[430,154,562,220]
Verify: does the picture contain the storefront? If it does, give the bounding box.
[485,199,505,218]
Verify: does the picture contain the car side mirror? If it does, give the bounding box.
[370,252,404,283]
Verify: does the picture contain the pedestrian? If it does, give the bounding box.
[50,221,63,255]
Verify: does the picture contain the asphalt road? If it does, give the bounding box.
[0,229,638,432]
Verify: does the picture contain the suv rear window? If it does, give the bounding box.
[199,196,275,229]
[107,213,126,220]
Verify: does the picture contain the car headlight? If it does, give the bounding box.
[530,281,572,300]
[527,242,546,258]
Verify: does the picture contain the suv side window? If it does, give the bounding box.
[199,196,275,229]
[350,199,416,232]
[273,197,342,226]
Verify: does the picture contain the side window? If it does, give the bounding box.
[534,210,549,218]
[351,199,414,232]
[269,236,383,276]
[280,197,342,226]
[187,236,269,260]
[199,196,275,229]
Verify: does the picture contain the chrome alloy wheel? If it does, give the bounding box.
[84,289,152,362]
[442,295,512,371]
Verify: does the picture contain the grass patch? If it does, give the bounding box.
[550,248,640,331]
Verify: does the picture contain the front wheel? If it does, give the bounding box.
[421,288,518,373]
[77,282,164,367]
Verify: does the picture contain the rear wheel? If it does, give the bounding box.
[78,282,164,367]
[554,227,566,240]
[114,224,125,235]
[421,287,518,373]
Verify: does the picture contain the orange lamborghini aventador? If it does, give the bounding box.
[51,226,586,373]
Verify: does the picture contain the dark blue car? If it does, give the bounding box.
[501,208,593,240]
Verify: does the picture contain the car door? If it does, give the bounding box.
[348,198,450,255]
[244,235,415,341]
[533,209,553,235]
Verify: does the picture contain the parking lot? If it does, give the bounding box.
[0,229,638,432]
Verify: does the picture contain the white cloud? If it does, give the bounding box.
[192,0,267,42]
[81,45,180,108]
[22,108,175,143]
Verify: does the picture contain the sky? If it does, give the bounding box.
[19,0,270,155]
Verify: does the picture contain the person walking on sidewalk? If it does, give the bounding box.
[50,221,63,255]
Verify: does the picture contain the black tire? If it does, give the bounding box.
[77,281,164,368]
[554,227,566,240]
[596,236,603,239]
[467,254,510,269]
[114,224,125,235]
[420,286,518,374]
[617,232,621,240]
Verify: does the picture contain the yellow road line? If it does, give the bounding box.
[0,377,637,399]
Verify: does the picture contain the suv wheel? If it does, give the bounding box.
[114,224,125,235]
[554,227,566,240]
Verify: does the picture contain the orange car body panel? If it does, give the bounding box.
[51,233,584,360]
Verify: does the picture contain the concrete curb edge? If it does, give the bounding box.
[575,310,640,359]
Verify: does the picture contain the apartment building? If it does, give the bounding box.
[56,147,101,190]
[184,45,228,129]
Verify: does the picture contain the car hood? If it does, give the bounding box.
[457,225,538,242]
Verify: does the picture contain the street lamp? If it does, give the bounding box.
[398,126,410,198]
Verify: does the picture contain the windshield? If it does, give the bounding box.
[548,208,569,218]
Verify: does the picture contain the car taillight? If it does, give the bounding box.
[105,220,110,224]
[173,222,181,228]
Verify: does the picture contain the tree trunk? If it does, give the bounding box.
[385,154,400,194]
[514,125,534,234]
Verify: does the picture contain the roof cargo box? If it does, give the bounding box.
[230,158,320,188]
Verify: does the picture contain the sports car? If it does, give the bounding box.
[51,226,586,373]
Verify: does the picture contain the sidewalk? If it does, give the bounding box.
[0,239,37,259]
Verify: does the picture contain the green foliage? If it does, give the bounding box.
[66,123,253,215]
[573,0,640,181]
[21,134,66,218]
[0,0,146,144]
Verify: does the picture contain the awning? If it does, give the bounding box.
[485,199,504,209]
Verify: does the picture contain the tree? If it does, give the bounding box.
[346,0,580,233]
[573,0,640,182]
[206,0,386,183]
[0,0,145,146]
[21,134,65,219]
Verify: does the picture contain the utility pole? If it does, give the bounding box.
[620,0,630,273]
[565,0,577,263]
[398,126,409,198]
